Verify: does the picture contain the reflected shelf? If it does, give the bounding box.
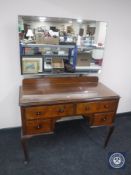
[21,43,76,49]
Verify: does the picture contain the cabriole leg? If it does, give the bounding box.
[104,125,115,148]
[21,136,29,164]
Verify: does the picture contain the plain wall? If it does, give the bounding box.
[0,0,131,129]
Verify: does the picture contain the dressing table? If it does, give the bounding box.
[18,16,119,164]
[19,76,119,163]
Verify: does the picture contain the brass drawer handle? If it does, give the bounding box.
[101,116,107,121]
[36,112,42,115]
[58,108,65,113]
[104,104,109,109]
[36,124,42,129]
[85,106,90,111]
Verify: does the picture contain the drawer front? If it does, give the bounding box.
[96,100,118,112]
[76,102,96,114]
[76,100,118,114]
[25,119,53,135]
[91,112,114,126]
[25,104,74,120]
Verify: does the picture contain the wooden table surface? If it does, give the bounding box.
[20,76,119,106]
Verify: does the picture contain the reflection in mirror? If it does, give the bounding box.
[18,15,107,75]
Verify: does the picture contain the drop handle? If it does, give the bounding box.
[101,116,107,121]
[85,106,90,111]
[104,104,109,109]
[36,124,42,129]
[58,108,65,113]
[36,112,42,115]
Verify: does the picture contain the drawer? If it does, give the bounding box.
[76,102,96,114]
[25,119,53,135]
[25,104,74,120]
[96,100,118,112]
[91,112,114,126]
[76,100,118,114]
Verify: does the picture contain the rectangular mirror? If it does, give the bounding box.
[18,15,107,75]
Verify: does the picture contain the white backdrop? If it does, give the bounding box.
[0,0,131,129]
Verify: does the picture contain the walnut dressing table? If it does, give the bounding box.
[19,76,119,163]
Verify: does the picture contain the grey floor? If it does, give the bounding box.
[0,114,131,175]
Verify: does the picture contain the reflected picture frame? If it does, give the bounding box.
[22,57,43,74]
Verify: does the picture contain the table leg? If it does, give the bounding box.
[104,125,115,148]
[21,136,29,164]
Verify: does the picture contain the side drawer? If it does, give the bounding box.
[25,104,74,120]
[25,119,53,135]
[91,112,114,126]
[96,100,118,112]
[76,100,118,114]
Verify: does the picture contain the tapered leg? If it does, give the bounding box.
[104,125,115,148]
[21,137,29,164]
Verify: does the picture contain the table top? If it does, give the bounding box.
[19,76,119,106]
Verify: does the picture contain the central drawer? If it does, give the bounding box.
[76,100,118,114]
[25,104,74,120]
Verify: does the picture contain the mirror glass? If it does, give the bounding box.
[18,15,107,75]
